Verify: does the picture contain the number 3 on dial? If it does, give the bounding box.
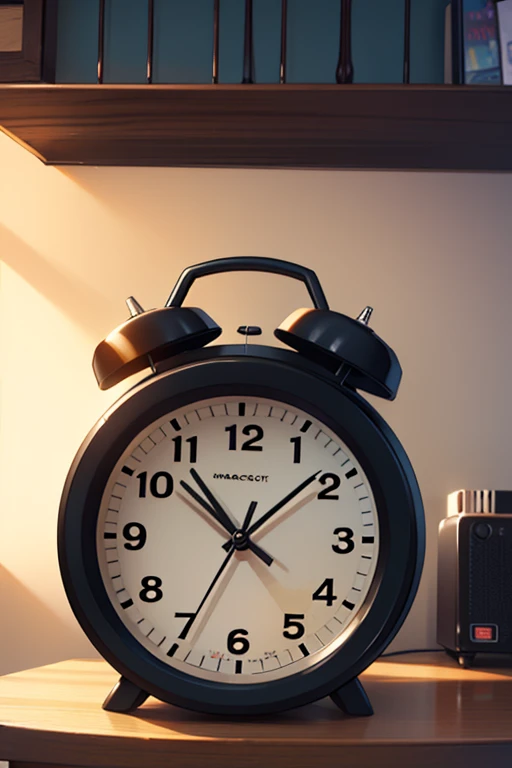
[332,528,355,554]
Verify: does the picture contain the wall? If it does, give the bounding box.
[2,132,512,676]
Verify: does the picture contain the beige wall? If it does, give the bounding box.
[2,131,512,676]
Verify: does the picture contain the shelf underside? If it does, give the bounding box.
[0,84,511,170]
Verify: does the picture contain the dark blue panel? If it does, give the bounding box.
[153,0,214,83]
[410,0,448,83]
[352,0,404,83]
[104,0,148,83]
[287,0,340,83]
[254,0,281,83]
[54,0,449,85]
[218,0,244,83]
[56,0,100,83]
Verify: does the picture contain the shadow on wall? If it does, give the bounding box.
[0,223,115,341]
[0,564,97,676]
[391,493,444,652]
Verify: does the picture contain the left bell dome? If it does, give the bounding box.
[93,305,221,390]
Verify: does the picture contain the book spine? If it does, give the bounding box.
[451,0,464,84]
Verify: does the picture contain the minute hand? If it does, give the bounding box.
[247,470,321,536]
[189,468,236,534]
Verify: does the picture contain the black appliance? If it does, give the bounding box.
[437,489,512,667]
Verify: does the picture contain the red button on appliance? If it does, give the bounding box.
[475,627,493,640]
[471,624,498,642]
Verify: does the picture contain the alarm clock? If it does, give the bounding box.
[58,256,424,717]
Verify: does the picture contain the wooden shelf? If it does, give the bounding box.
[1,83,511,170]
[2,653,512,767]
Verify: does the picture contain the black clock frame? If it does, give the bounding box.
[58,345,424,716]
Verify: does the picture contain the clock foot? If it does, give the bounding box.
[330,677,373,717]
[102,676,149,713]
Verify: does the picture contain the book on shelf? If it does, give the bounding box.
[445,0,502,84]
[497,0,512,84]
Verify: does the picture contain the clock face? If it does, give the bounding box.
[97,396,379,684]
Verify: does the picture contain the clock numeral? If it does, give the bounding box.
[225,424,264,451]
[172,435,198,463]
[227,628,250,655]
[332,527,355,554]
[174,612,196,639]
[137,471,174,499]
[290,436,301,464]
[283,613,305,639]
[122,522,147,550]
[139,576,163,603]
[318,473,341,500]
[312,578,337,607]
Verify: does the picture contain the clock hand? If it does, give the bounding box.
[186,543,236,641]
[180,483,274,566]
[189,468,237,534]
[238,501,273,566]
[247,469,322,537]
[242,500,258,530]
[247,539,273,567]
[221,469,321,552]
[179,479,233,536]
[187,501,269,642]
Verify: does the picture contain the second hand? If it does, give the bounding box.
[185,501,259,644]
[191,545,235,626]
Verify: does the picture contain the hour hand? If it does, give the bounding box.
[233,502,273,567]
[189,468,237,534]
[179,478,235,536]
[248,539,273,566]
[181,478,274,567]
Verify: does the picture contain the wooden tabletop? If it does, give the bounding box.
[2,652,512,768]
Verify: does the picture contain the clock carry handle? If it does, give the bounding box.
[93,255,400,400]
[165,256,330,310]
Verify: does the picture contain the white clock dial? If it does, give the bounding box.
[97,396,379,683]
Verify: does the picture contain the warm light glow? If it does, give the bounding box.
[364,661,511,682]
[2,126,512,679]
[277,306,314,331]
[0,134,119,644]
[0,132,117,329]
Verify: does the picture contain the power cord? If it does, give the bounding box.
[380,648,444,658]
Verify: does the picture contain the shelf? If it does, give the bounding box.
[1,83,511,170]
[2,653,512,768]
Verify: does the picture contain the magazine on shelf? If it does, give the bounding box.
[497,0,512,84]
[445,0,502,84]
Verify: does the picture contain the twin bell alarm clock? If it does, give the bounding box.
[58,256,424,717]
